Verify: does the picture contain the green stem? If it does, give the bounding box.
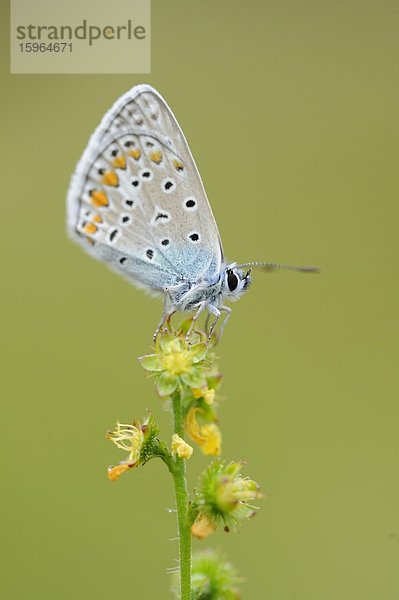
[171,389,191,600]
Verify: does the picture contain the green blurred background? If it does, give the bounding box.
[1,1,398,598]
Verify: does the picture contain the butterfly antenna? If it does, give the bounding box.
[236,261,320,273]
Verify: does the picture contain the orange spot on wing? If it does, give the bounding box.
[93,214,103,223]
[90,190,109,208]
[101,171,119,187]
[112,156,126,169]
[173,159,184,171]
[150,150,163,164]
[83,222,97,234]
[128,148,141,160]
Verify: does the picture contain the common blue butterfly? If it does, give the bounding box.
[67,84,317,340]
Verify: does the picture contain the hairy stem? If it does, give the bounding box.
[171,389,191,599]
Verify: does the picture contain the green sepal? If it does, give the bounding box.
[138,353,163,372]
[140,412,161,464]
[157,332,177,352]
[181,367,207,389]
[187,502,200,527]
[206,370,223,390]
[177,317,192,335]
[190,342,208,363]
[156,371,178,397]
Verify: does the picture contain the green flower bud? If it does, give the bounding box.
[193,461,261,531]
[171,549,242,599]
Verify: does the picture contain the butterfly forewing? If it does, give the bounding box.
[67,85,224,294]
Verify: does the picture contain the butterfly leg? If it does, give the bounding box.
[208,305,232,345]
[153,313,174,342]
[153,290,175,342]
[185,301,207,343]
[204,312,212,336]
[218,306,232,339]
[206,305,222,343]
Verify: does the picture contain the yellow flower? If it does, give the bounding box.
[192,386,215,405]
[191,513,216,540]
[186,407,221,456]
[171,433,193,459]
[106,421,144,465]
[105,414,160,481]
[161,339,193,375]
[139,333,209,397]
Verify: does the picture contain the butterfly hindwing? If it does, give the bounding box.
[67,85,224,294]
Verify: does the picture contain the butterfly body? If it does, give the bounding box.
[166,264,250,312]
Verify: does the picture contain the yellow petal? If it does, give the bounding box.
[185,408,222,456]
[191,513,215,540]
[192,387,215,405]
[107,463,131,481]
[171,433,193,459]
[185,407,203,443]
[199,424,222,456]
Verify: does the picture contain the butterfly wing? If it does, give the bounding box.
[67,84,224,295]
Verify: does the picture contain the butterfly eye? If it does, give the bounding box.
[227,269,239,292]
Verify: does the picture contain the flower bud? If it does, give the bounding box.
[171,549,241,599]
[194,460,261,530]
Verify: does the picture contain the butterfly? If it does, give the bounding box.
[67,84,317,341]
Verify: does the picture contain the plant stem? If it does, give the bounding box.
[171,389,191,600]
